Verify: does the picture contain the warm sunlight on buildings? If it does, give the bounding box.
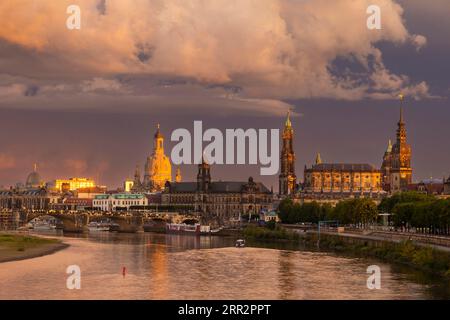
[54,177,96,192]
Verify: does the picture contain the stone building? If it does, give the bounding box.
[380,140,393,192]
[132,124,172,192]
[162,158,273,221]
[407,178,444,195]
[0,188,52,210]
[279,111,297,196]
[93,193,148,211]
[303,155,382,197]
[0,166,58,210]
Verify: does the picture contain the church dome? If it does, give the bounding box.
[26,164,42,188]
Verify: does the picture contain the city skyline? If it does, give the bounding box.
[1,102,445,192]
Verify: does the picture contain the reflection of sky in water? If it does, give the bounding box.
[0,233,439,300]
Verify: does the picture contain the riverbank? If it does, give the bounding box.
[0,233,68,263]
[242,225,450,278]
[304,232,450,278]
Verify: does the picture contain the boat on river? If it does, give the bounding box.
[87,222,110,232]
[165,223,222,235]
[235,239,246,248]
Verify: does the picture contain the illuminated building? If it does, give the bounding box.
[124,179,134,192]
[132,124,172,192]
[54,178,96,192]
[386,103,413,192]
[303,159,382,195]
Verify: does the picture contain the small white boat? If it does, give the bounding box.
[88,222,110,232]
[32,221,56,231]
[235,239,246,248]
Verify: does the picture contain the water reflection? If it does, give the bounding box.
[0,232,448,300]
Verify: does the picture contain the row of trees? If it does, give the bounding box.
[379,192,450,235]
[278,198,378,226]
[278,192,450,234]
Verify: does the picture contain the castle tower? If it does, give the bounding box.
[197,156,211,192]
[381,140,393,192]
[390,96,412,192]
[144,124,172,191]
[279,110,297,196]
[175,167,182,183]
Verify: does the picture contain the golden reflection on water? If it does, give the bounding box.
[0,232,442,300]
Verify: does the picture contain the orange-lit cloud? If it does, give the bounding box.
[0,0,431,101]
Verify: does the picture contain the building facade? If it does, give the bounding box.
[54,178,96,192]
[93,193,148,211]
[407,179,444,196]
[0,188,57,210]
[303,161,382,196]
[279,111,297,196]
[162,159,273,220]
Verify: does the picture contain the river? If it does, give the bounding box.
[0,232,449,299]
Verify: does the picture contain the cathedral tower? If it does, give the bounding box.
[279,111,297,196]
[390,97,412,192]
[381,140,392,192]
[197,157,211,192]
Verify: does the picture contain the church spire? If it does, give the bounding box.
[285,110,292,128]
[386,139,392,153]
[315,152,322,165]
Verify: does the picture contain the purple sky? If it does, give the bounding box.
[0,0,449,190]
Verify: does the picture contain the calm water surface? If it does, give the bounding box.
[1,232,449,299]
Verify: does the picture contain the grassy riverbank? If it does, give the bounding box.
[242,225,450,278]
[0,233,68,263]
[242,224,301,241]
[305,233,450,278]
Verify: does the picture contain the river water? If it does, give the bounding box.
[0,232,449,300]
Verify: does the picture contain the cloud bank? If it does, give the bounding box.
[0,0,432,113]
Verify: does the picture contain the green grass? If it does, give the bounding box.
[0,234,59,252]
[243,225,301,241]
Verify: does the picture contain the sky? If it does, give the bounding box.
[0,0,449,190]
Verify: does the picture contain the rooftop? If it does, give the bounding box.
[307,163,378,172]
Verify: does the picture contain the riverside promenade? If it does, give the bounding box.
[310,228,450,253]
